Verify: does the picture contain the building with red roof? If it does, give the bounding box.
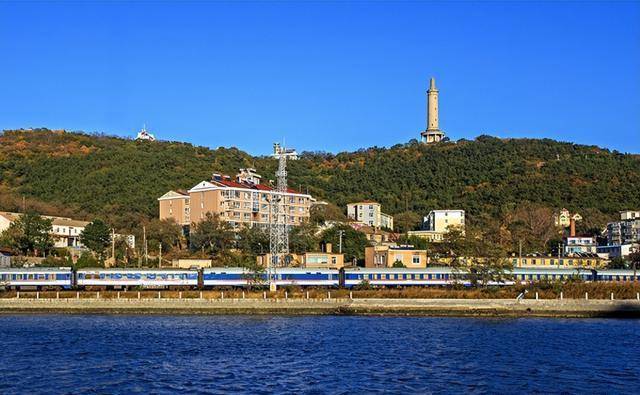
[159,168,312,228]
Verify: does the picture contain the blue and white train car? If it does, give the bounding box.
[203,268,340,287]
[271,268,339,287]
[593,269,639,282]
[0,267,73,289]
[343,267,467,287]
[77,269,198,288]
[203,267,250,287]
[511,268,589,283]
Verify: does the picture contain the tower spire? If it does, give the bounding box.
[420,77,445,144]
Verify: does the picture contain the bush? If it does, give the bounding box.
[354,280,372,290]
[75,252,100,268]
[40,255,71,267]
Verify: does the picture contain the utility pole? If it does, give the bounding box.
[143,225,148,267]
[338,230,345,254]
[22,196,26,213]
[159,243,162,268]
[518,239,522,268]
[111,228,116,265]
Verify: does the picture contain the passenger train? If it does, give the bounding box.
[0,266,638,290]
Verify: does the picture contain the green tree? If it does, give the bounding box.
[75,251,100,268]
[392,260,406,268]
[0,212,53,256]
[436,227,510,287]
[629,252,640,280]
[310,203,346,224]
[607,256,628,269]
[240,258,267,289]
[189,213,234,258]
[289,222,320,254]
[320,224,370,264]
[146,218,184,252]
[113,236,135,267]
[80,219,112,261]
[394,211,422,233]
[236,225,269,256]
[396,235,430,250]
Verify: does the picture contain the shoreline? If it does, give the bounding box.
[2,298,640,318]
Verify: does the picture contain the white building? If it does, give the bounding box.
[0,212,134,250]
[346,201,394,230]
[423,210,465,233]
[606,216,640,246]
[407,209,465,242]
[597,244,639,259]
[620,210,640,221]
[136,126,156,141]
[564,236,596,255]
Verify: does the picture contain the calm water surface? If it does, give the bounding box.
[0,315,638,394]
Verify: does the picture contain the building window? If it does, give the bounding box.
[412,255,420,264]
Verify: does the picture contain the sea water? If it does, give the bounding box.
[1,315,639,394]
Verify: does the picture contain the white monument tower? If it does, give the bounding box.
[421,78,445,144]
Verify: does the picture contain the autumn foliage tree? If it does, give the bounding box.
[0,212,53,256]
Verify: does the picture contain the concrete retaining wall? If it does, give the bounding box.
[2,298,640,317]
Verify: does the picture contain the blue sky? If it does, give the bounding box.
[1,1,639,154]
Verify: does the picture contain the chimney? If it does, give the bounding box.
[569,217,576,237]
[325,243,332,254]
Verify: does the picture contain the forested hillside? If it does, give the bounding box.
[1,129,639,234]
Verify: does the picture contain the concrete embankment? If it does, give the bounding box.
[2,298,640,317]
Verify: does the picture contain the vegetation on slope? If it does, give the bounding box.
[1,128,639,240]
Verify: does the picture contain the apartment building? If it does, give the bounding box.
[564,236,596,255]
[423,210,465,233]
[407,209,465,242]
[365,245,428,268]
[157,190,190,226]
[346,201,394,230]
[606,213,640,246]
[159,168,312,228]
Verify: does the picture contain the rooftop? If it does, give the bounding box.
[0,212,89,228]
[209,173,305,195]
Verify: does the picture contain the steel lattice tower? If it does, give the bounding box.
[268,147,289,290]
